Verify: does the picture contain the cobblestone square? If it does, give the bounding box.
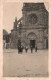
[3,49,48,77]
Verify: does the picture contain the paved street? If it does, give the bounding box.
[3,49,48,77]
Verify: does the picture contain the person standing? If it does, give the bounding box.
[25,46,28,53]
[21,46,23,53]
[30,46,33,53]
[35,46,37,52]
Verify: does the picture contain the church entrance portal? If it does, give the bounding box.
[30,40,35,48]
[27,32,36,48]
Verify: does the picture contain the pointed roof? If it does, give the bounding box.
[3,29,8,35]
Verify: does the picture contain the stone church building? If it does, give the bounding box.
[10,3,48,49]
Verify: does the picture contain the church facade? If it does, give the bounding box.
[10,3,48,49]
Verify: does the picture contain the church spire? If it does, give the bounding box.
[13,17,17,30]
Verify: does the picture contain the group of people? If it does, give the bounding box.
[18,46,37,54]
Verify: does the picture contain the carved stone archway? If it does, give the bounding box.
[27,32,37,48]
[27,32,37,40]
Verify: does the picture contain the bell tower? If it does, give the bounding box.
[21,3,48,49]
[22,3,48,29]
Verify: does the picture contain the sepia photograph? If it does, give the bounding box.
[3,2,49,77]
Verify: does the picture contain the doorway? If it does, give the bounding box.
[30,40,35,48]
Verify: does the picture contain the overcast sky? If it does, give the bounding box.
[3,2,49,33]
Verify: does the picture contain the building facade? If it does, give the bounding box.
[10,3,48,49]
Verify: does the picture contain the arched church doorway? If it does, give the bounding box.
[30,40,35,48]
[27,32,37,48]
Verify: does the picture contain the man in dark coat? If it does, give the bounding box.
[35,46,37,52]
[25,46,28,53]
